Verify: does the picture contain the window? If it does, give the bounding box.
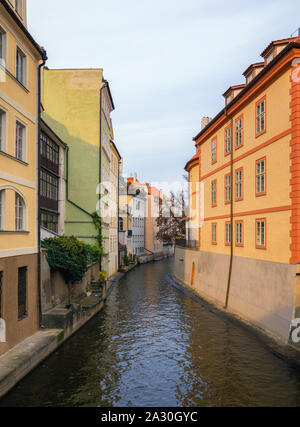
[225,222,231,246]
[256,219,266,249]
[16,47,26,85]
[0,190,4,230]
[41,210,59,234]
[15,121,25,161]
[0,27,6,65]
[40,131,59,166]
[225,125,231,155]
[119,217,124,231]
[247,74,253,84]
[235,168,243,201]
[0,109,5,151]
[212,223,217,244]
[211,138,217,163]
[256,97,266,136]
[235,221,244,247]
[211,180,217,207]
[18,267,27,320]
[15,193,25,231]
[40,170,59,201]
[256,158,266,196]
[235,116,243,148]
[225,174,231,204]
[0,271,2,319]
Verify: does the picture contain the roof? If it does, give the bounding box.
[41,119,67,148]
[222,84,246,98]
[261,36,300,58]
[242,62,265,77]
[110,140,122,160]
[0,0,45,59]
[184,152,199,171]
[193,39,300,143]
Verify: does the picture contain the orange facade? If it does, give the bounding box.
[186,36,300,266]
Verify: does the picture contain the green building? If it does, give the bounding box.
[41,68,115,274]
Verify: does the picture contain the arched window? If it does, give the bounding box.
[0,190,4,230]
[15,193,25,231]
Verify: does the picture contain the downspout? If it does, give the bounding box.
[225,111,234,309]
[37,51,48,327]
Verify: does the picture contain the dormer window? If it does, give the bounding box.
[266,52,274,65]
[247,74,253,84]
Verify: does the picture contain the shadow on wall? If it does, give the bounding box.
[42,113,100,217]
[173,246,298,344]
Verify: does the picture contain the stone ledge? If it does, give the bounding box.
[0,329,63,399]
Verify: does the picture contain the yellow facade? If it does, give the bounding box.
[0,0,44,356]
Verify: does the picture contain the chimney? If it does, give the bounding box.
[133,173,137,183]
[201,117,212,130]
[298,28,300,37]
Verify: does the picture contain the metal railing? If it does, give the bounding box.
[175,239,199,249]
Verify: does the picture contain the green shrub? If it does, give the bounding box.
[42,236,90,285]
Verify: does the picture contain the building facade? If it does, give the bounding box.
[108,141,121,276]
[41,69,117,276]
[0,0,46,355]
[127,175,146,256]
[40,119,66,239]
[176,35,300,343]
[145,185,164,254]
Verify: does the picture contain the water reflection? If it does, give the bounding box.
[1,259,300,407]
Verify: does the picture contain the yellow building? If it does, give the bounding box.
[175,35,300,344]
[0,0,46,355]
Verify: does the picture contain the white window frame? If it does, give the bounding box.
[211,180,217,206]
[256,219,266,248]
[236,221,243,246]
[15,118,27,162]
[211,138,217,163]
[256,159,266,195]
[256,99,266,135]
[15,192,26,231]
[0,107,8,152]
[235,169,243,200]
[225,175,231,203]
[0,25,8,68]
[16,45,27,86]
[226,222,231,245]
[212,223,217,244]
[0,190,5,231]
[236,118,243,148]
[225,126,231,154]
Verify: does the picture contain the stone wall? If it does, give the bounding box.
[173,246,298,343]
[41,250,99,312]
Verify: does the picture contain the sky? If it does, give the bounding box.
[28,0,300,189]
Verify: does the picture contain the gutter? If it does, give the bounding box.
[37,50,48,327]
[0,0,44,57]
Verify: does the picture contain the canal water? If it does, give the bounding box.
[1,258,300,407]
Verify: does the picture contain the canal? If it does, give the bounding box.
[1,258,300,407]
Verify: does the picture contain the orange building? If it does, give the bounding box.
[175,35,300,344]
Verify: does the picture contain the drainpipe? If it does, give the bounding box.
[225,112,234,309]
[118,160,120,269]
[37,50,48,327]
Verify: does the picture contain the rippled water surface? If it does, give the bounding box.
[1,258,300,407]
